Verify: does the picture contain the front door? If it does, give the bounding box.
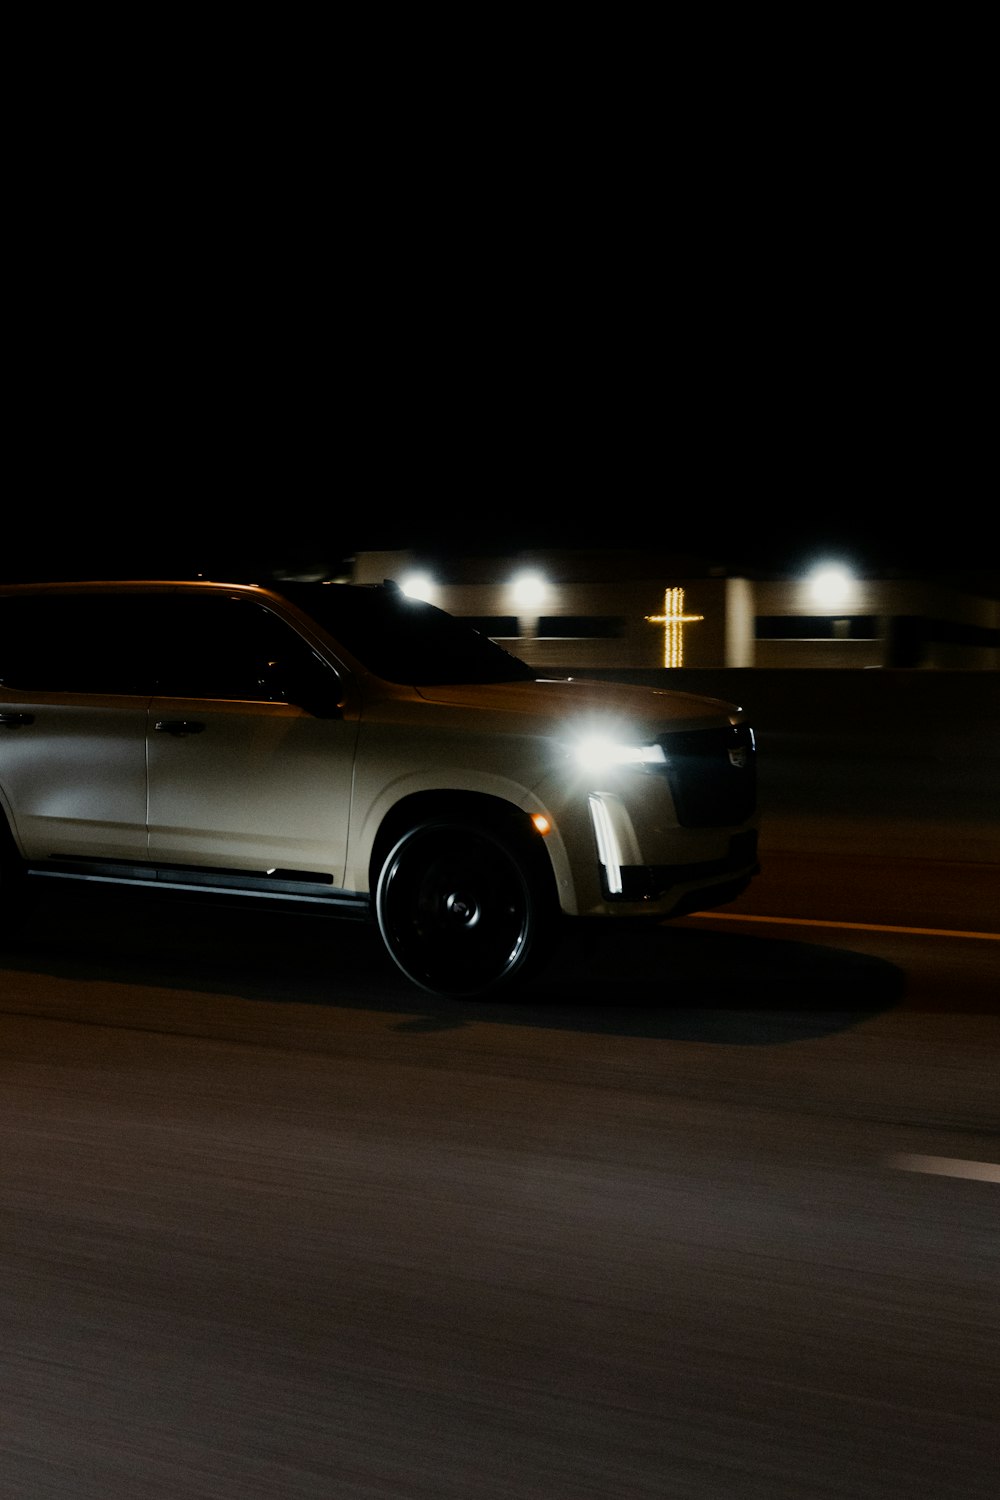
[144,594,359,885]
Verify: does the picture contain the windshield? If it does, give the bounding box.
[276,582,537,686]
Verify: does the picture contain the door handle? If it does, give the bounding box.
[154,720,207,736]
[0,712,34,727]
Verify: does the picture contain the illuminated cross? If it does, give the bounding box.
[645,587,704,667]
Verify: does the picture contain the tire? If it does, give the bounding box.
[375,819,556,998]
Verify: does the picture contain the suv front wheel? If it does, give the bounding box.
[374,820,556,998]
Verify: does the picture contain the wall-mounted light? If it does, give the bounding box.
[510,570,549,611]
[399,571,436,603]
[806,563,855,610]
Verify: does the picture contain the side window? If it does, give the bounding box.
[0,595,156,695]
[0,598,54,688]
[150,596,340,706]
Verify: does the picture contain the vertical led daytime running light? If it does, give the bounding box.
[588,793,623,895]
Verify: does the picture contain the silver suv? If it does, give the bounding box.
[0,578,759,996]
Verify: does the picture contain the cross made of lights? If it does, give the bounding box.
[645,587,704,667]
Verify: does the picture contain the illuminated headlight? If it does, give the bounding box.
[573,734,667,775]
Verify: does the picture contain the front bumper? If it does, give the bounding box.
[586,785,758,915]
[609,828,759,902]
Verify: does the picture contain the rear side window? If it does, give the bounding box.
[0,595,157,694]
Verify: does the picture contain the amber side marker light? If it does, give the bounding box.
[531,814,552,835]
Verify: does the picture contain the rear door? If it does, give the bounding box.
[0,593,150,861]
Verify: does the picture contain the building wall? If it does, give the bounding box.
[351,551,1000,671]
[725,576,755,668]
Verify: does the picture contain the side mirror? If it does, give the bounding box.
[276,657,346,719]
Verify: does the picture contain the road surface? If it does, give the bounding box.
[1,841,998,1500]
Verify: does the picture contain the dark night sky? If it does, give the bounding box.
[8,45,993,597]
[11,288,989,595]
[8,506,994,595]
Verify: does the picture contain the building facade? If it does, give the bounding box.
[350,550,1000,671]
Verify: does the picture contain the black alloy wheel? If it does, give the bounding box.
[375,820,553,998]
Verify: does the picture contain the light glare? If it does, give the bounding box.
[574,734,666,774]
[807,564,854,609]
[399,571,435,602]
[511,571,548,610]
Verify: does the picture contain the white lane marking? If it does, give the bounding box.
[888,1154,1000,1183]
[692,911,1000,941]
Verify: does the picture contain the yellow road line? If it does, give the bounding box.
[888,1154,1000,1183]
[689,911,1000,942]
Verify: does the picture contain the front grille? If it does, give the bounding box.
[656,723,756,827]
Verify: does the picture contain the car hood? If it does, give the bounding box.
[411,676,743,734]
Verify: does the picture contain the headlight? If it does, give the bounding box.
[573,734,667,775]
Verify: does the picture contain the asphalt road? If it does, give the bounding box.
[1,839,998,1500]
